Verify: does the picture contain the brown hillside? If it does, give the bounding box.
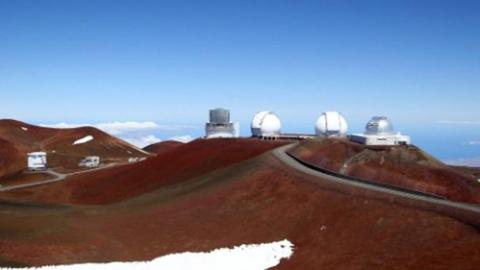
[143,140,183,155]
[0,138,287,204]
[0,119,149,174]
[0,146,479,269]
[0,138,24,179]
[287,138,480,204]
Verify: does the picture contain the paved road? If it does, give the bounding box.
[272,144,480,214]
[0,163,118,192]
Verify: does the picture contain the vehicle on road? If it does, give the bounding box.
[79,156,100,168]
[27,152,47,171]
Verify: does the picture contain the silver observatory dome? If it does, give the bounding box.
[364,116,395,135]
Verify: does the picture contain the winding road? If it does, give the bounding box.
[0,163,118,192]
[272,144,480,215]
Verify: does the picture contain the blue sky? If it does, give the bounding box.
[1,0,479,163]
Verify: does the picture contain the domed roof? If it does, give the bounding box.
[315,111,348,137]
[251,111,282,136]
[365,116,395,135]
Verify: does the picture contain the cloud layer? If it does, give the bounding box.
[466,141,480,145]
[444,157,480,167]
[40,121,197,148]
[437,120,480,125]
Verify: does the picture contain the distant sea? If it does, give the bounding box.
[276,122,480,167]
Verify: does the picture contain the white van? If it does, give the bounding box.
[79,156,100,168]
[27,152,48,171]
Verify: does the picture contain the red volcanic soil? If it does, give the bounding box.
[0,119,149,174]
[0,147,479,269]
[453,166,480,179]
[143,140,183,155]
[0,138,24,179]
[287,138,480,204]
[0,138,287,204]
[0,172,52,187]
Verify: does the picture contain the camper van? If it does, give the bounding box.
[27,152,47,171]
[79,156,100,168]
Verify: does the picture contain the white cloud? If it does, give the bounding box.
[169,135,194,143]
[437,120,480,125]
[41,121,161,135]
[444,157,480,167]
[39,121,198,148]
[41,122,199,135]
[466,141,480,145]
[0,240,294,270]
[124,135,162,148]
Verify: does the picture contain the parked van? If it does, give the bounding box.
[27,152,47,171]
[79,156,100,168]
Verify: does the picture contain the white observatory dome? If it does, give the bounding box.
[251,111,282,136]
[365,116,395,135]
[315,111,348,137]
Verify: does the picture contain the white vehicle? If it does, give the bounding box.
[27,152,47,171]
[79,156,100,168]
[128,157,147,163]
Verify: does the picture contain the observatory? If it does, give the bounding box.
[205,108,240,139]
[315,112,348,137]
[27,152,47,171]
[350,116,410,146]
[251,111,282,138]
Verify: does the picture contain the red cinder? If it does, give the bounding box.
[287,138,480,204]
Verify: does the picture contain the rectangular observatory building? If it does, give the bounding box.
[205,108,240,139]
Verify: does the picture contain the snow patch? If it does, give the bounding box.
[21,127,28,131]
[0,240,294,270]
[73,135,94,145]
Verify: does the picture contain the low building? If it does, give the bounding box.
[205,108,240,138]
[27,152,47,171]
[350,116,410,146]
[79,156,100,168]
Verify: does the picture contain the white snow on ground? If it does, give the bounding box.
[73,135,94,145]
[21,127,28,131]
[0,240,293,270]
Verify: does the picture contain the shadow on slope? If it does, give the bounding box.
[0,147,479,269]
[0,138,287,204]
[287,138,480,204]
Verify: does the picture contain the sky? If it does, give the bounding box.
[0,0,479,164]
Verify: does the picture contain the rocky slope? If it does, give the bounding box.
[0,138,287,204]
[0,139,479,269]
[287,138,480,204]
[143,140,183,155]
[0,119,150,177]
